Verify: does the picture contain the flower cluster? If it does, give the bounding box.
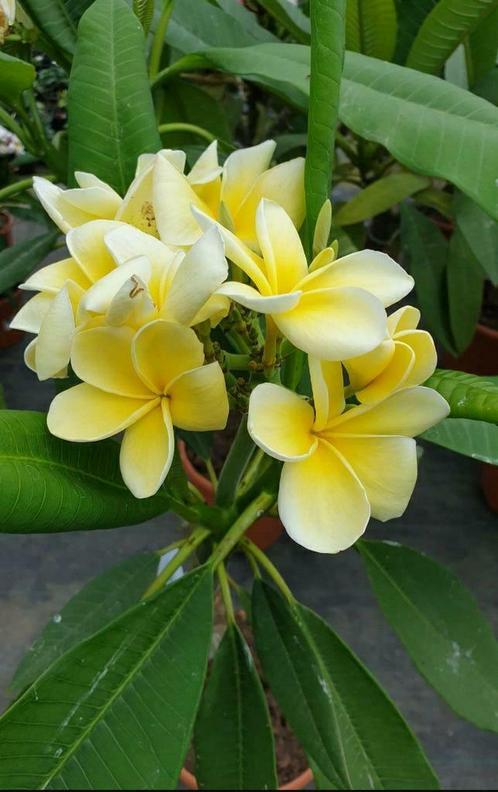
[13,140,449,552]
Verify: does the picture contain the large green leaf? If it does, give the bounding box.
[67,0,160,194]
[359,540,498,732]
[21,0,82,59]
[0,567,213,790]
[346,0,397,61]
[422,417,498,463]
[10,553,159,695]
[453,192,498,285]
[254,0,311,43]
[0,52,35,109]
[253,581,438,789]
[159,79,231,145]
[335,173,429,225]
[215,0,280,43]
[425,368,498,422]
[305,0,347,250]
[216,417,254,508]
[467,5,498,84]
[0,410,171,533]
[446,227,484,354]
[406,0,498,74]
[0,231,58,294]
[393,0,438,63]
[166,0,274,53]
[474,65,498,104]
[194,623,277,789]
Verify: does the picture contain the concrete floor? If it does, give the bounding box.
[1,268,498,788]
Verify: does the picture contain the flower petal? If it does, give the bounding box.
[275,287,387,360]
[132,320,204,394]
[332,435,417,521]
[80,256,151,316]
[397,329,437,387]
[116,163,159,236]
[120,401,174,498]
[105,276,156,328]
[104,224,175,270]
[345,339,395,392]
[36,285,78,381]
[248,382,316,461]
[71,326,154,398]
[279,439,370,553]
[217,281,301,314]
[221,140,276,219]
[354,341,415,404]
[299,250,414,307]
[328,386,450,437]
[190,293,231,327]
[47,384,157,441]
[63,184,121,219]
[168,362,229,431]
[21,257,91,294]
[10,292,53,333]
[255,199,308,293]
[32,177,99,232]
[25,338,68,379]
[153,155,208,246]
[188,140,222,185]
[67,220,123,283]
[308,358,344,431]
[388,304,420,335]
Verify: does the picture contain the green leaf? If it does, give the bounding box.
[216,417,255,508]
[474,65,498,105]
[425,368,498,422]
[253,581,438,789]
[254,0,311,43]
[67,0,161,195]
[215,0,279,43]
[194,623,277,790]
[467,5,498,85]
[305,0,347,251]
[422,417,498,463]
[0,52,35,110]
[406,0,498,75]
[346,0,398,61]
[454,192,498,285]
[359,539,498,732]
[335,173,429,225]
[21,0,78,59]
[393,0,437,64]
[0,231,58,295]
[158,79,231,144]
[446,227,484,354]
[10,553,159,695]
[133,0,155,34]
[399,204,455,353]
[166,0,275,53]
[0,410,172,534]
[0,567,213,790]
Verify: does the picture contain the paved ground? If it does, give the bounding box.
[1,237,497,788]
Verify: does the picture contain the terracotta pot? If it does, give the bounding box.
[178,440,284,551]
[0,290,23,349]
[179,765,313,790]
[481,463,498,513]
[441,323,498,377]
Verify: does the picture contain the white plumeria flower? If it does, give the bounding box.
[0,0,15,34]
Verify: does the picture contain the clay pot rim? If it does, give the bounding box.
[178,439,215,502]
[476,321,498,341]
[179,765,313,790]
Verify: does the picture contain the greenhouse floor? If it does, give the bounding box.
[0,299,497,789]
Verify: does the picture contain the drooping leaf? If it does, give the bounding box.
[453,192,498,285]
[0,52,35,109]
[0,410,172,533]
[425,369,498,422]
[335,173,429,225]
[254,0,311,43]
[215,0,280,43]
[0,230,58,295]
[21,0,78,58]
[0,567,213,790]
[393,0,438,63]
[67,0,161,194]
[359,539,498,732]
[422,417,498,463]
[253,580,438,789]
[446,228,484,354]
[406,0,498,75]
[346,0,397,62]
[194,623,277,790]
[467,5,498,85]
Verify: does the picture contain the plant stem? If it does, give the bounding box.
[218,561,235,623]
[149,0,175,80]
[223,352,251,370]
[205,458,218,488]
[150,54,208,88]
[154,537,187,557]
[158,122,215,144]
[210,491,275,568]
[0,175,53,203]
[142,526,210,599]
[241,538,294,602]
[263,316,278,377]
[237,447,265,498]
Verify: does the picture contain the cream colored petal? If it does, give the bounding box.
[396,330,437,387]
[104,223,175,270]
[168,362,229,431]
[279,439,370,553]
[188,140,222,185]
[162,226,228,325]
[32,177,94,232]
[274,287,387,360]
[332,435,418,521]
[221,140,276,218]
[120,401,174,498]
[308,246,336,274]
[24,338,68,379]
[255,199,308,293]
[47,384,157,441]
[153,155,209,246]
[299,250,414,307]
[354,341,415,405]
[248,382,316,461]
[10,292,53,333]
[132,320,204,394]
[312,199,332,258]
[74,171,119,192]
[157,149,187,173]
[63,186,122,219]
[217,281,300,314]
[308,358,344,431]
[36,286,76,380]
[190,293,231,327]
[235,157,306,248]
[21,257,91,294]
[81,256,151,316]
[105,276,156,328]
[67,220,123,283]
[328,386,450,437]
[71,326,154,398]
[387,305,420,335]
[345,339,395,392]
[116,164,159,237]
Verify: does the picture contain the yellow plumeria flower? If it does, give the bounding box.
[345,306,437,404]
[196,198,414,360]
[153,139,305,249]
[12,221,227,380]
[47,320,228,498]
[248,359,449,553]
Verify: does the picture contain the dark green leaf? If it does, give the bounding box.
[166,0,274,53]
[194,623,277,790]
[346,0,397,61]
[474,65,498,105]
[422,417,498,463]
[454,192,498,285]
[215,0,279,43]
[0,410,172,533]
[22,0,78,58]
[0,52,35,109]
[447,228,484,354]
[393,0,438,64]
[335,173,429,225]
[254,0,311,43]
[467,6,498,85]
[158,79,231,144]
[216,416,254,508]
[359,539,498,731]
[0,231,58,295]
[11,553,159,695]
[425,368,498,422]
[0,567,213,789]
[68,0,161,194]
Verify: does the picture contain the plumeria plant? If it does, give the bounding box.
[1,0,498,790]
